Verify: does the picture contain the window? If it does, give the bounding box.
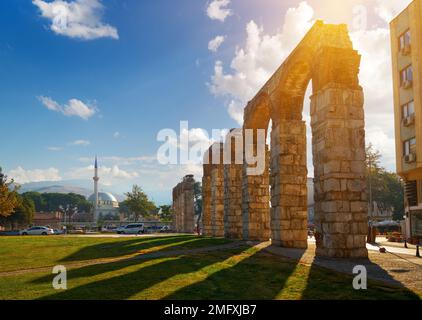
[402,100,415,118]
[404,137,416,156]
[400,65,413,85]
[399,29,411,50]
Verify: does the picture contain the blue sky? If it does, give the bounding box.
[0,0,413,204]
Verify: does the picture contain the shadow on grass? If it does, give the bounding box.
[59,235,227,262]
[36,245,253,300]
[33,237,419,300]
[300,256,421,300]
[162,249,306,300]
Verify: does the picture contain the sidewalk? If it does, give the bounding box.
[264,239,422,294]
[307,237,420,257]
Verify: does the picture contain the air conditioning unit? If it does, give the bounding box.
[403,114,415,127]
[405,153,417,163]
[402,79,413,89]
[401,44,411,56]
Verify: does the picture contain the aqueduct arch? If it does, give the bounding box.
[203,21,368,258]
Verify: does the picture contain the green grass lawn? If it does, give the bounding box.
[0,235,420,300]
[0,235,231,272]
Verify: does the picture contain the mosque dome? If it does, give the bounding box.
[88,192,118,203]
[88,192,119,209]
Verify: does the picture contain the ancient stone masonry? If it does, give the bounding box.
[311,48,368,258]
[172,175,195,233]
[224,129,244,239]
[202,143,225,237]
[201,21,368,258]
[270,120,308,249]
[242,143,271,241]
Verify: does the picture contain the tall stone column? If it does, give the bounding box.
[172,175,196,234]
[182,175,195,233]
[223,129,243,239]
[311,47,368,258]
[242,142,270,241]
[270,120,308,248]
[224,163,243,239]
[202,175,212,236]
[211,164,225,237]
[178,191,184,233]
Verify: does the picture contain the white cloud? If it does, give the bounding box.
[209,1,314,124]
[38,96,97,120]
[68,165,138,181]
[207,0,232,22]
[32,0,118,40]
[70,139,90,146]
[374,0,412,23]
[8,166,62,184]
[208,35,226,52]
[113,131,120,138]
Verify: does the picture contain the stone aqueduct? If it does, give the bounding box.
[173,21,369,258]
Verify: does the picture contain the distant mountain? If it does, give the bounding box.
[17,180,126,202]
[19,182,92,198]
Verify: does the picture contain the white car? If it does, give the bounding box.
[116,223,145,235]
[20,226,55,236]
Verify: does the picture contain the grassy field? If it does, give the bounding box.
[0,235,420,300]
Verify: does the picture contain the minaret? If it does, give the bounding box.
[93,156,100,221]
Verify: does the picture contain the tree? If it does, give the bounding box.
[158,205,173,221]
[22,192,92,213]
[0,167,20,218]
[124,185,156,221]
[193,181,202,216]
[8,196,35,225]
[365,145,404,221]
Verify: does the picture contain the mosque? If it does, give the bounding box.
[88,157,120,221]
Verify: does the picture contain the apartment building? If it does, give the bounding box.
[390,0,422,242]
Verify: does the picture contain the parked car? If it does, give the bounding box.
[116,223,145,234]
[20,226,55,236]
[160,226,171,233]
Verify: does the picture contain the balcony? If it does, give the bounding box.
[402,114,415,127]
[404,152,417,164]
[400,44,411,56]
[401,79,413,89]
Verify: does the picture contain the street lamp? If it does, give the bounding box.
[59,204,78,231]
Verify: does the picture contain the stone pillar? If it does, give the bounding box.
[202,175,212,236]
[171,175,196,234]
[224,164,243,239]
[242,142,270,241]
[182,175,195,233]
[311,48,368,258]
[223,129,243,239]
[270,120,308,248]
[211,164,225,237]
[177,189,184,232]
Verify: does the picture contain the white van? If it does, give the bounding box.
[116,223,145,235]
